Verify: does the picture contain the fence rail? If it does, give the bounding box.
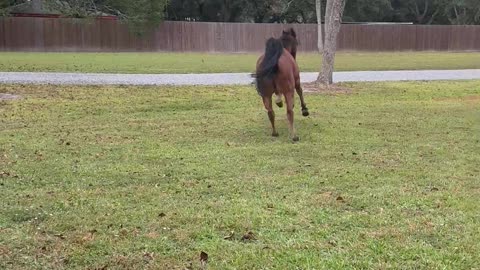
[1,17,479,52]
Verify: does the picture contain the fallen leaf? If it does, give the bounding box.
[223,231,235,240]
[200,251,208,261]
[119,228,128,237]
[81,231,95,242]
[144,230,159,238]
[97,264,108,270]
[320,191,333,198]
[184,261,193,270]
[424,221,435,228]
[200,251,208,268]
[143,252,154,262]
[241,231,256,241]
[54,233,66,239]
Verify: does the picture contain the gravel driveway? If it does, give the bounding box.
[1,69,480,86]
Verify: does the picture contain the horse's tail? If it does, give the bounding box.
[253,38,284,96]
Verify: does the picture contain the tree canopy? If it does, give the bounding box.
[0,0,169,30]
[1,0,479,25]
[166,0,480,25]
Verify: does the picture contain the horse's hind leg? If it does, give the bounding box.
[263,96,279,137]
[273,81,283,108]
[285,91,299,142]
[295,78,309,117]
[274,94,283,108]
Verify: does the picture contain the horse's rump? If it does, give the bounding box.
[253,38,284,96]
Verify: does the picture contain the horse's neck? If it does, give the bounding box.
[285,47,296,59]
[291,47,297,59]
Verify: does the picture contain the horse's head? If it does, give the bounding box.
[281,28,298,59]
[284,28,296,38]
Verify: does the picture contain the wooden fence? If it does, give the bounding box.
[1,17,480,52]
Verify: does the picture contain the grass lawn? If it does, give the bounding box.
[1,81,479,269]
[1,52,480,74]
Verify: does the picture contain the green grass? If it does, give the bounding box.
[1,81,479,269]
[1,52,480,73]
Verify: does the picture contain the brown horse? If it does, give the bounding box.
[254,37,302,141]
[278,28,309,117]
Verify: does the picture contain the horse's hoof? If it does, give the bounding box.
[272,132,279,137]
[276,101,284,108]
[302,108,309,117]
[292,136,300,142]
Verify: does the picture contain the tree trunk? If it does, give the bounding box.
[317,0,346,85]
[316,0,323,52]
[324,0,334,35]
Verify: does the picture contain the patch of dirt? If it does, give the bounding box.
[0,93,22,101]
[0,245,12,257]
[302,83,352,94]
[364,227,402,239]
